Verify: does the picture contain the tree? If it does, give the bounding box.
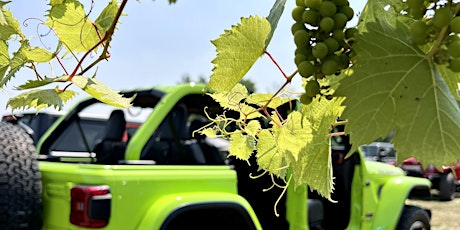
[0,0,459,204]
[179,74,257,93]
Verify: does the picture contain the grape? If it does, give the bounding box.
[294,29,311,47]
[302,9,319,26]
[407,0,424,9]
[292,6,306,22]
[410,20,428,36]
[305,0,323,10]
[432,7,453,28]
[300,93,313,105]
[292,0,352,83]
[296,46,307,55]
[412,36,426,45]
[410,20,428,45]
[332,29,345,42]
[298,61,315,77]
[295,54,308,65]
[340,5,354,21]
[449,34,460,43]
[324,37,339,53]
[450,17,460,33]
[448,40,460,58]
[295,47,315,62]
[319,17,335,33]
[449,58,460,72]
[319,1,337,17]
[312,42,329,59]
[304,80,321,97]
[410,7,425,20]
[338,53,350,69]
[296,0,306,6]
[291,22,306,35]
[333,13,348,29]
[321,59,339,75]
[332,0,348,7]
[345,27,359,39]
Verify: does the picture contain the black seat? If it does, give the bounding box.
[94,110,127,164]
[141,104,206,165]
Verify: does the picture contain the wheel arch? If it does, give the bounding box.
[371,176,431,229]
[136,192,262,230]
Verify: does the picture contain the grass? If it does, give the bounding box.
[406,191,459,230]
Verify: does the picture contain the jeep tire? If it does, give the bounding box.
[0,121,42,230]
[439,171,456,201]
[396,205,430,230]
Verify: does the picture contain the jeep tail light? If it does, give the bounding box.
[70,185,111,228]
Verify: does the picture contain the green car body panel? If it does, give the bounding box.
[34,83,431,229]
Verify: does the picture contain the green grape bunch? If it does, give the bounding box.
[407,0,460,72]
[292,0,356,105]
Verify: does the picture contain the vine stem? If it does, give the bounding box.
[264,50,289,80]
[426,26,449,58]
[67,0,128,81]
[248,51,298,126]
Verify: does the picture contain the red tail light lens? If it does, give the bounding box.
[70,185,111,228]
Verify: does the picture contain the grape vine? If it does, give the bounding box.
[0,0,459,213]
[206,0,460,202]
[0,0,139,112]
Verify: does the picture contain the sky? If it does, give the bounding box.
[0,0,366,116]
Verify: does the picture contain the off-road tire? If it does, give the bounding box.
[0,121,42,229]
[396,205,430,230]
[439,172,456,201]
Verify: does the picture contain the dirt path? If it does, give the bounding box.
[407,192,460,230]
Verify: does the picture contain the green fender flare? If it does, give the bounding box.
[136,192,262,230]
[371,176,431,229]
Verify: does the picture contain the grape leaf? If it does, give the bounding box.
[0,40,9,81]
[1,40,55,88]
[0,3,22,40]
[256,112,309,178]
[7,88,77,112]
[247,93,292,109]
[16,76,67,90]
[208,16,270,93]
[95,0,120,37]
[47,0,100,53]
[256,129,290,178]
[293,97,345,201]
[16,78,57,90]
[0,1,8,25]
[229,132,256,162]
[336,20,460,168]
[245,120,261,137]
[437,65,460,101]
[22,47,55,63]
[1,40,28,87]
[272,111,313,162]
[70,75,133,108]
[266,0,286,49]
[358,0,403,32]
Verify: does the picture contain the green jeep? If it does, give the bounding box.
[0,84,431,229]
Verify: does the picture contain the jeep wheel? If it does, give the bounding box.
[396,205,430,230]
[439,172,456,201]
[0,121,42,229]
